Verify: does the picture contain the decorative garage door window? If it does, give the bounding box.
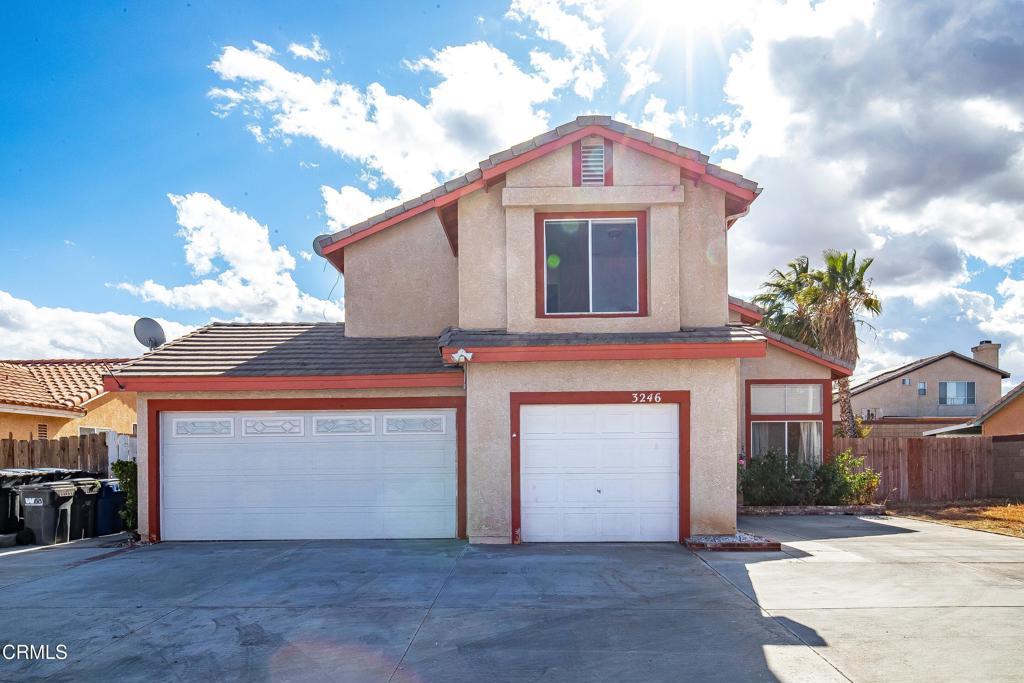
[242,417,304,437]
[384,415,445,435]
[172,418,233,437]
[313,415,375,435]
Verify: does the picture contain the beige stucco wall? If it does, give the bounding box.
[458,182,508,329]
[679,180,728,327]
[342,210,459,337]
[737,347,832,455]
[134,386,465,539]
[983,396,1024,436]
[0,392,137,440]
[464,358,739,543]
[837,356,1005,421]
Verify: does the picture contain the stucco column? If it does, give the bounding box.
[679,182,729,327]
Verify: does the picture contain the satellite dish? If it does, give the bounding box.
[133,318,166,350]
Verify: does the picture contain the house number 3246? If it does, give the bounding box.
[631,392,662,403]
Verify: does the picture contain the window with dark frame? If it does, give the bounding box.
[748,383,824,465]
[939,381,975,405]
[543,217,641,315]
[918,381,927,396]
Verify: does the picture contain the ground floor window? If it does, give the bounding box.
[751,420,823,465]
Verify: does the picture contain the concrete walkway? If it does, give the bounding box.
[0,516,1021,681]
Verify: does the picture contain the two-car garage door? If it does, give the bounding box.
[160,410,456,541]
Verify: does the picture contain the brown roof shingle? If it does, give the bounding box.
[116,323,457,377]
[439,326,765,348]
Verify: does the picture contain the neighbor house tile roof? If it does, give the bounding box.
[115,323,458,377]
[439,326,765,349]
[314,115,762,255]
[0,358,130,414]
[840,351,1010,401]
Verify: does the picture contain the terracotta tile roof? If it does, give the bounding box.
[115,323,458,377]
[313,115,762,255]
[0,358,131,413]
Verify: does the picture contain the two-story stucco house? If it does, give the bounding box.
[106,116,851,544]
[833,341,1010,437]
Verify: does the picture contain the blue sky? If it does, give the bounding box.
[2,1,1023,388]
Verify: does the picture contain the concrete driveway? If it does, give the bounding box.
[1,516,1023,682]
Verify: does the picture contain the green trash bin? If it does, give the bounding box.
[18,481,76,545]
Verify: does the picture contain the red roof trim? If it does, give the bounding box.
[103,373,464,393]
[765,337,852,379]
[442,340,766,364]
[319,125,758,264]
[729,302,762,323]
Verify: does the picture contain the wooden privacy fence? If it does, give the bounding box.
[833,436,995,502]
[0,433,113,476]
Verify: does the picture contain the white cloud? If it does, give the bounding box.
[209,40,565,200]
[118,193,343,321]
[299,251,313,261]
[616,95,688,138]
[246,124,267,144]
[287,36,330,62]
[321,185,399,231]
[620,47,660,101]
[251,40,276,57]
[506,0,607,58]
[0,290,192,359]
[717,0,1024,380]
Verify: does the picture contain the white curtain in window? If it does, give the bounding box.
[796,421,823,465]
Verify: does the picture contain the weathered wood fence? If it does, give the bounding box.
[0,433,122,476]
[832,436,1017,502]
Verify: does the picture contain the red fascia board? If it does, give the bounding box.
[764,337,852,379]
[104,372,464,393]
[442,340,766,363]
[318,125,758,264]
[729,302,763,323]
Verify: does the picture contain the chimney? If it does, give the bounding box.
[971,340,1000,368]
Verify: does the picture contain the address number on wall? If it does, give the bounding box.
[631,392,662,403]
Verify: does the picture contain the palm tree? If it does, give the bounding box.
[799,250,882,438]
[752,256,817,347]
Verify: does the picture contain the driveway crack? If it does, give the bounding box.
[387,543,468,682]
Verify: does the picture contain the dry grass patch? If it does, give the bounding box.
[888,499,1024,538]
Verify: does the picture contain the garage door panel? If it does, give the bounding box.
[520,403,679,542]
[161,409,456,540]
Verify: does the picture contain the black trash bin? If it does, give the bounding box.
[0,470,40,533]
[68,478,102,540]
[95,479,125,536]
[18,481,76,545]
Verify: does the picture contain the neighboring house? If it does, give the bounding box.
[833,341,1010,437]
[0,359,137,440]
[922,380,1024,437]
[105,116,851,545]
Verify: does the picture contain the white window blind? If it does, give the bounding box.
[750,384,822,414]
[580,142,605,185]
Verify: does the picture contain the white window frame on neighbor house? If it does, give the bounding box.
[939,381,975,405]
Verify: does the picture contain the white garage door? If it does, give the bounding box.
[160,410,456,540]
[520,403,679,542]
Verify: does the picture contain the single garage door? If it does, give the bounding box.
[520,403,679,542]
[160,409,456,540]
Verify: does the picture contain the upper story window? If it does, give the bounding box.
[939,381,975,405]
[572,138,613,186]
[918,381,927,396]
[900,378,911,385]
[536,212,648,318]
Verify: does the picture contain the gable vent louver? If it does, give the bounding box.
[580,142,605,185]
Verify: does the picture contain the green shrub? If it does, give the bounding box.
[738,450,818,506]
[739,448,879,506]
[111,459,138,531]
